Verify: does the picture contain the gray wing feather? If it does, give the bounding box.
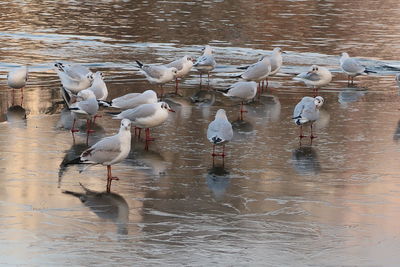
[142,65,164,79]
[167,59,184,71]
[296,72,320,81]
[118,104,157,121]
[242,62,269,80]
[82,136,121,163]
[195,55,215,67]
[77,99,99,116]
[342,58,365,73]
[207,118,233,143]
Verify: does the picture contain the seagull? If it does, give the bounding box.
[67,89,99,142]
[293,65,332,94]
[7,66,28,92]
[252,47,285,90]
[87,71,108,101]
[220,81,257,120]
[135,60,178,97]
[238,56,271,96]
[340,52,374,84]
[112,102,175,150]
[65,119,132,192]
[292,96,324,140]
[54,62,94,94]
[194,45,216,85]
[166,55,195,94]
[101,90,158,110]
[207,109,233,165]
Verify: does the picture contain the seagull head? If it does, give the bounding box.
[86,72,95,82]
[202,45,213,55]
[309,65,319,74]
[170,67,178,77]
[273,47,286,54]
[160,102,175,112]
[314,96,324,108]
[215,109,227,118]
[95,71,104,80]
[120,119,131,131]
[341,52,349,59]
[186,56,196,63]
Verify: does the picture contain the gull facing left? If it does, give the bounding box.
[68,119,132,192]
[166,55,195,94]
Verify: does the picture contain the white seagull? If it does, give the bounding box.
[221,81,257,120]
[112,102,175,150]
[194,45,216,84]
[87,71,108,101]
[136,60,178,97]
[292,96,324,140]
[68,119,132,192]
[293,65,332,93]
[7,66,28,92]
[340,52,374,84]
[68,89,99,137]
[207,109,233,165]
[166,55,195,94]
[102,90,158,110]
[54,62,94,94]
[239,56,272,96]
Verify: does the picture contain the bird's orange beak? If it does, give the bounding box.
[168,108,175,113]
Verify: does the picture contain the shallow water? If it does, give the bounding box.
[1,0,400,266]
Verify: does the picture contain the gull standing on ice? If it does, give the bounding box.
[340,52,374,85]
[194,45,216,85]
[293,65,332,94]
[66,119,132,192]
[135,60,178,97]
[239,56,271,96]
[54,62,93,94]
[68,89,99,144]
[220,81,257,120]
[292,96,324,140]
[7,66,28,93]
[112,102,175,150]
[166,55,195,94]
[207,109,233,165]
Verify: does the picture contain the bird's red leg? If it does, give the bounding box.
[93,114,102,124]
[310,123,317,139]
[71,118,79,133]
[106,165,119,193]
[175,78,179,94]
[86,119,95,134]
[299,126,307,139]
[239,101,247,120]
[144,128,155,150]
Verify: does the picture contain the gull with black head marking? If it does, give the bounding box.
[293,65,332,95]
[207,109,233,166]
[112,102,175,150]
[166,55,195,94]
[194,45,216,86]
[292,96,324,141]
[136,60,178,97]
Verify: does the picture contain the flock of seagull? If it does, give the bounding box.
[5,45,379,192]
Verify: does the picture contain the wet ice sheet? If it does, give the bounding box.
[1,0,400,266]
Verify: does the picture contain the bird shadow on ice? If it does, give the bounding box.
[58,143,89,183]
[63,183,129,235]
[206,166,231,200]
[291,146,321,175]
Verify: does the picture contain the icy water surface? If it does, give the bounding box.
[1,0,400,266]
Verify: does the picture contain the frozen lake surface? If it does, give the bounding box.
[1,0,400,266]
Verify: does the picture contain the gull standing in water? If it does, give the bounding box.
[54,62,93,94]
[135,60,178,97]
[112,102,175,150]
[340,52,374,85]
[66,119,132,192]
[166,55,195,94]
[207,109,233,166]
[292,96,324,141]
[293,65,332,95]
[220,81,257,120]
[7,66,28,96]
[194,45,216,86]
